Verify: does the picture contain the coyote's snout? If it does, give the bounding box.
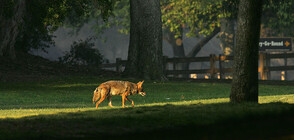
[92,80,146,109]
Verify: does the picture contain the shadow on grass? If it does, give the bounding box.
[0,102,293,139]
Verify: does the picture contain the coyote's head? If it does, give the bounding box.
[93,88,99,104]
[137,81,146,96]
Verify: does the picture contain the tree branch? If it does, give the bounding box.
[186,27,220,57]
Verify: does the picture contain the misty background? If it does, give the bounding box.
[31,21,294,80]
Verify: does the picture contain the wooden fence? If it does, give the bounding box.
[259,52,294,80]
[164,54,234,79]
[101,52,294,80]
[100,58,127,73]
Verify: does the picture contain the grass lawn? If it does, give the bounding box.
[0,76,294,139]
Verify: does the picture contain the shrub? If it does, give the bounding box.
[59,38,103,66]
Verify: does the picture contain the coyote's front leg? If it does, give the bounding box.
[122,87,130,108]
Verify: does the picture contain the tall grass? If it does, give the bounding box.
[0,76,293,139]
[0,76,293,117]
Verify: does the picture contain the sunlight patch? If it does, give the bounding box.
[259,94,294,104]
[0,94,293,119]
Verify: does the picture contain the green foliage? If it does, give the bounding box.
[92,0,238,38]
[262,0,294,36]
[161,0,293,38]
[58,38,103,66]
[15,0,65,53]
[161,0,238,38]
[12,0,115,53]
[91,0,130,36]
[5,0,293,55]
[63,0,116,30]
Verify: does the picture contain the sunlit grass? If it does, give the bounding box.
[1,77,294,119]
[0,77,294,139]
[259,94,294,103]
[1,94,293,119]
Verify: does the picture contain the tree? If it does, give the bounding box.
[94,0,229,57]
[124,0,164,80]
[161,0,234,77]
[0,0,114,59]
[161,0,227,58]
[0,0,26,59]
[91,0,236,78]
[230,0,263,103]
[261,0,294,37]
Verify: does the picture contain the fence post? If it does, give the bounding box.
[162,56,168,77]
[259,52,266,80]
[219,54,223,79]
[173,58,177,78]
[116,58,122,73]
[265,53,271,80]
[210,54,216,79]
[284,52,288,80]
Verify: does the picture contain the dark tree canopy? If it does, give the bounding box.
[0,0,114,59]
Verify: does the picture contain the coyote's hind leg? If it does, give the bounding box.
[107,96,113,107]
[96,94,106,109]
[125,97,134,107]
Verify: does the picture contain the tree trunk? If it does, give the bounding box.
[164,27,189,78]
[230,0,263,103]
[124,0,164,80]
[0,0,26,59]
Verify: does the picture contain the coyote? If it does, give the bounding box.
[93,80,146,109]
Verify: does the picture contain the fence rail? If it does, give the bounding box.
[165,54,234,79]
[100,58,127,73]
[101,52,294,80]
[260,52,294,80]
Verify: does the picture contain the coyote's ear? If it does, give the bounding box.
[137,81,144,86]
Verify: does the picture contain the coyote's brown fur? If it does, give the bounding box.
[93,81,146,109]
